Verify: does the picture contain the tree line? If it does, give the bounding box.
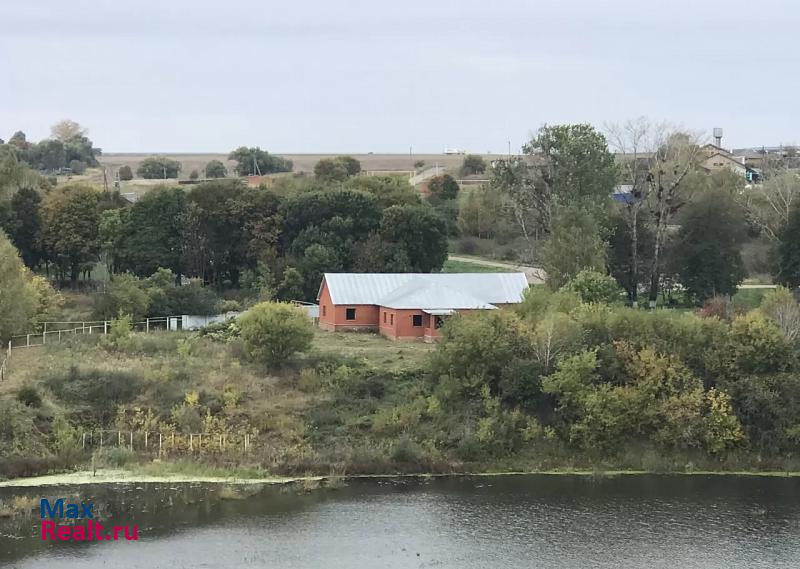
[0,149,450,307]
[458,120,800,307]
[2,120,100,175]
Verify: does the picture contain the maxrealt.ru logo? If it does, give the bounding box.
[40,498,138,542]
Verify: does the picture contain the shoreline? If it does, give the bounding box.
[2,468,800,488]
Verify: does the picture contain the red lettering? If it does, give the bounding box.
[72,525,87,541]
[41,520,56,540]
[124,525,139,541]
[94,522,104,540]
[57,526,71,540]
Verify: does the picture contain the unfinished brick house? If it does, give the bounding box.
[317,272,529,341]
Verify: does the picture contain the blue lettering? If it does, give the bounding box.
[40,498,63,519]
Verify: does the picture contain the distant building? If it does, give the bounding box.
[317,272,529,341]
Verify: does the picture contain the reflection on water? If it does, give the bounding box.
[1,475,800,568]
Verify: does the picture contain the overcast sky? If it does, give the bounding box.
[1,0,798,153]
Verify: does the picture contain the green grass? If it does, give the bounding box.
[442,259,513,273]
[733,288,769,310]
[308,329,433,371]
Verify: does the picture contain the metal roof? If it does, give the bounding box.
[378,278,497,310]
[320,272,529,307]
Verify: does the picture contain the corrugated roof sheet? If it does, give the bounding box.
[320,272,529,307]
[378,278,497,310]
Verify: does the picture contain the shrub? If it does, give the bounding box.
[198,320,240,342]
[68,159,87,175]
[759,286,800,343]
[94,273,150,320]
[45,366,144,424]
[238,302,314,367]
[562,270,622,304]
[729,312,794,375]
[118,165,133,181]
[16,384,42,408]
[94,447,138,468]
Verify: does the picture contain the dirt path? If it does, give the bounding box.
[448,255,546,284]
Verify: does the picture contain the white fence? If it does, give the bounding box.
[77,429,255,454]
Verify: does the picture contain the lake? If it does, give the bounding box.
[1,474,799,568]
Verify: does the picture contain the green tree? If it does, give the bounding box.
[608,207,655,305]
[189,169,199,180]
[274,267,305,301]
[118,165,133,181]
[542,204,608,289]
[136,156,181,179]
[670,187,746,302]
[345,175,420,208]
[0,232,41,341]
[35,140,66,171]
[40,184,101,286]
[185,180,255,286]
[314,156,361,182]
[777,204,800,288]
[9,187,42,268]
[205,159,227,178]
[378,204,448,272]
[457,184,506,238]
[94,273,151,320]
[426,174,459,204]
[525,123,617,212]
[460,154,487,176]
[238,302,314,367]
[228,147,292,176]
[99,208,127,276]
[121,186,187,277]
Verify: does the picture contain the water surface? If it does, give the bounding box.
[1,474,799,568]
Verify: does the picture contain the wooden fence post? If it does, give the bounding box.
[82,433,86,449]
[144,432,148,449]
[159,433,162,455]
[130,431,133,450]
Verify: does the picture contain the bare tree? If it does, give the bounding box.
[739,171,800,242]
[606,118,703,307]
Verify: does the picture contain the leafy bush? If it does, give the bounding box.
[45,366,145,424]
[238,302,314,367]
[562,270,623,304]
[118,165,133,181]
[16,385,42,408]
[198,320,240,342]
[94,273,150,320]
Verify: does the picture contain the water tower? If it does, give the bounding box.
[713,127,723,148]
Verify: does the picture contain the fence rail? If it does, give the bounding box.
[0,314,237,381]
[76,429,256,455]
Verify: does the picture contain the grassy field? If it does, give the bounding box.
[308,329,434,371]
[442,259,514,273]
[97,153,503,178]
